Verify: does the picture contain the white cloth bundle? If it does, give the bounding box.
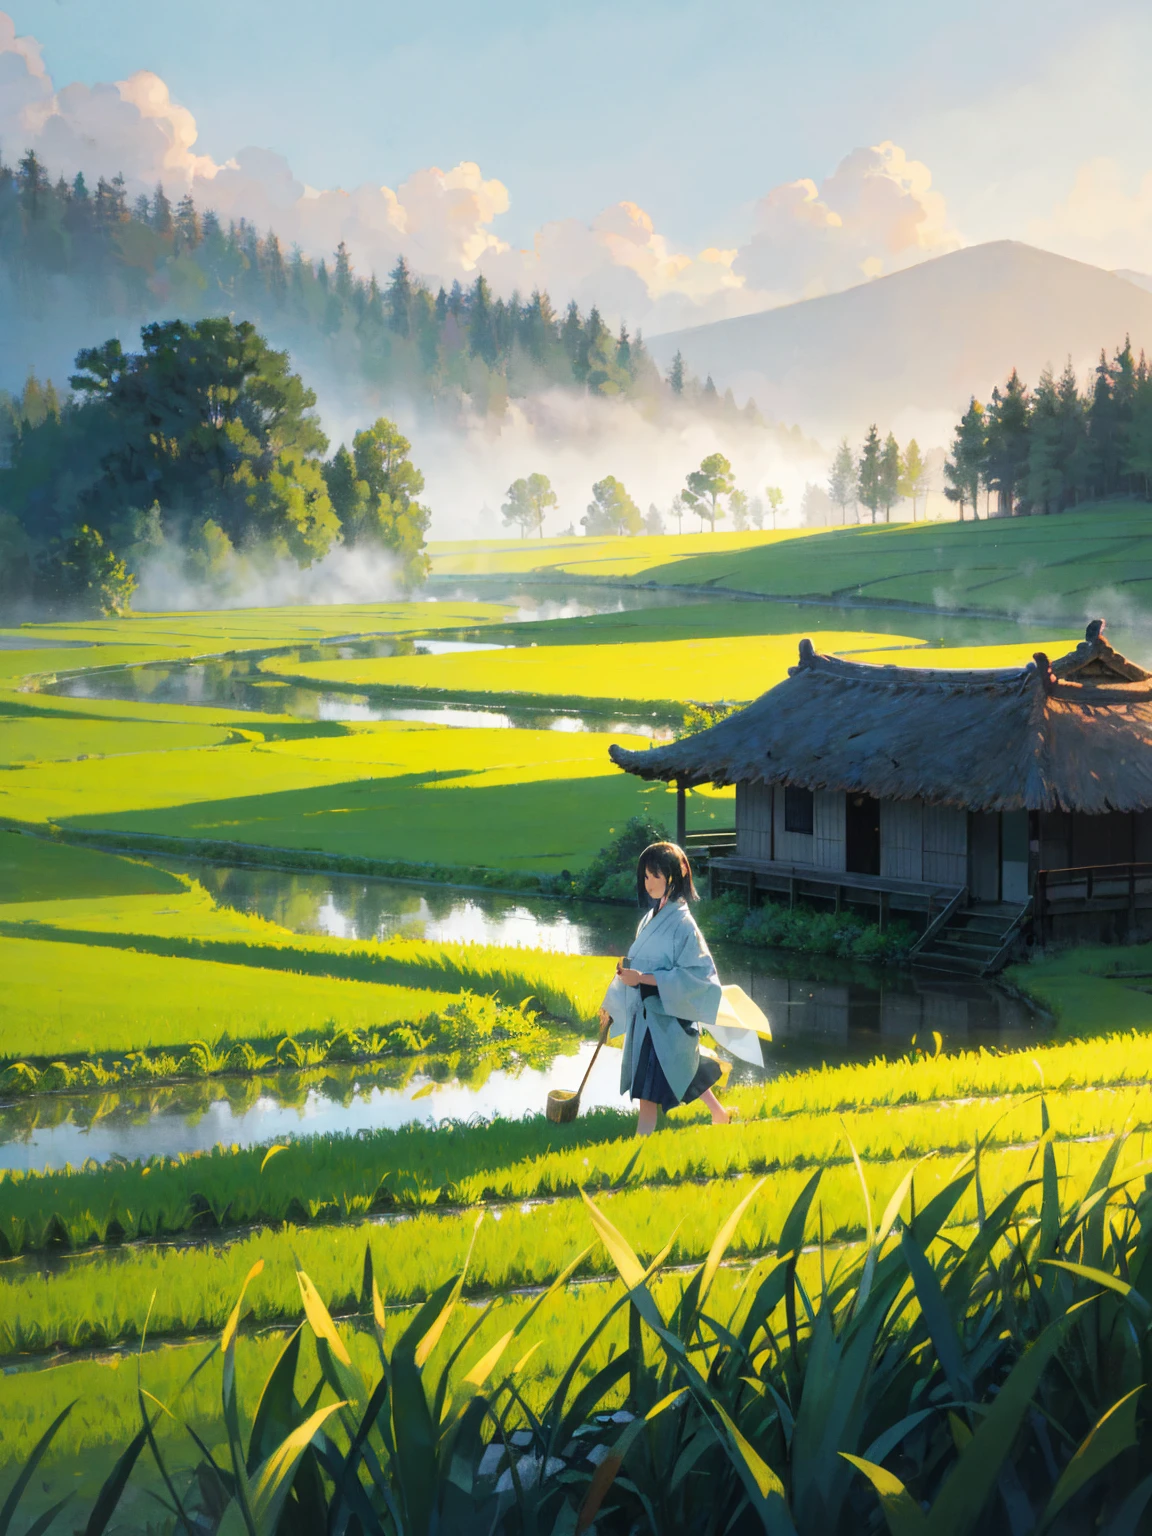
[705,985,773,1067]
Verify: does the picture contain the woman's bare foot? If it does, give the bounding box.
[701,1088,733,1125]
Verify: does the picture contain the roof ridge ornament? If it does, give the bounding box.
[1033,652,1055,693]
[798,638,815,665]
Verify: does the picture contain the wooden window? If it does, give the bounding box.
[784,785,814,835]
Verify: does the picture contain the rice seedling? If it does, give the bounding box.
[7,1121,1152,1533]
[2,1112,1147,1359]
[5,1060,1152,1257]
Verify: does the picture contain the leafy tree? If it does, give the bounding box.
[502,473,557,538]
[582,476,642,536]
[944,398,987,520]
[729,489,750,531]
[800,482,833,526]
[344,418,432,583]
[897,439,926,519]
[684,453,734,531]
[644,502,664,535]
[40,524,136,616]
[63,319,333,559]
[828,439,856,524]
[748,496,766,530]
[857,426,883,524]
[764,485,784,530]
[669,492,689,535]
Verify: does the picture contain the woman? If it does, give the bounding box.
[599,841,733,1137]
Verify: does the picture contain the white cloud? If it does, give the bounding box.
[1029,157,1152,274]
[0,10,962,332]
[735,142,960,303]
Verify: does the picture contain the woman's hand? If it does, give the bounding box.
[618,968,643,987]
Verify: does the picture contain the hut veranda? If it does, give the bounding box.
[609,621,1152,973]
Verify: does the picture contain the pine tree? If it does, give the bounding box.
[667,351,685,395]
[897,439,926,519]
[151,182,173,236]
[174,193,201,252]
[944,398,987,520]
[857,426,883,523]
[828,439,856,524]
[879,433,900,522]
[982,370,1030,516]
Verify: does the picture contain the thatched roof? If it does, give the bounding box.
[609,619,1152,814]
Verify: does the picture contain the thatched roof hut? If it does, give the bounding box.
[609,620,1152,814]
[609,621,1152,962]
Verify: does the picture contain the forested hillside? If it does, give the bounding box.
[0,149,762,426]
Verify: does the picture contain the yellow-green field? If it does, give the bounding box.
[428,528,814,578]
[260,627,926,707]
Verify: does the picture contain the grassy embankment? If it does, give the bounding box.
[0,837,610,1063]
[630,501,1152,618]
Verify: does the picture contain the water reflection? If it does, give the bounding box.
[177,859,1043,1065]
[0,1041,622,1174]
[52,654,674,737]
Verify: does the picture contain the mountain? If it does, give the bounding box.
[647,242,1152,440]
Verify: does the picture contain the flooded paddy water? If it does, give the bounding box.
[0,858,1043,1174]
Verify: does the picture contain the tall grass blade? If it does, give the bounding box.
[840,1454,927,1536]
[575,1388,686,1533]
[1038,1386,1142,1531]
[0,1401,74,1536]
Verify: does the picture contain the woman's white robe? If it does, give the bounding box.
[600,898,723,1104]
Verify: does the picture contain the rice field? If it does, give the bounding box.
[5,538,1152,1515]
[261,628,927,709]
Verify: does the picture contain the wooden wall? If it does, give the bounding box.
[735,784,967,885]
[880,800,923,881]
[773,788,846,869]
[735,782,773,861]
[923,803,967,886]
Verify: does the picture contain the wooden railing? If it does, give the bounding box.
[683,828,737,858]
[1035,861,1152,942]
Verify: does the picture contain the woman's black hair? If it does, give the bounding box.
[635,841,698,908]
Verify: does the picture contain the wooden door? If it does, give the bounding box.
[845,794,881,876]
[968,812,1000,901]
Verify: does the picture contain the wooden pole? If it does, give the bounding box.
[676,779,686,847]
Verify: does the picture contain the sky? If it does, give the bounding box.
[6,0,1152,331]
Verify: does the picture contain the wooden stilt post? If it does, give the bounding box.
[676,778,686,848]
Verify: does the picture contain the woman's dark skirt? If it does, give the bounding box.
[629,1006,722,1112]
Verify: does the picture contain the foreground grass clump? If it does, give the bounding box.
[5,1129,1152,1534]
[699,890,917,962]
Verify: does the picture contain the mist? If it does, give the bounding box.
[132,540,406,613]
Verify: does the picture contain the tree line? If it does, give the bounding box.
[942,338,1152,518]
[499,454,785,537]
[0,148,793,436]
[0,319,431,615]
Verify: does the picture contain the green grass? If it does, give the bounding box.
[0,1118,1143,1358]
[261,628,926,709]
[0,931,461,1058]
[0,833,185,903]
[0,872,611,1060]
[6,1036,1152,1256]
[0,600,513,683]
[0,720,688,872]
[427,529,809,579]
[636,501,1152,620]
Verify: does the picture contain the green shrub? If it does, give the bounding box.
[698,891,917,962]
[574,812,671,903]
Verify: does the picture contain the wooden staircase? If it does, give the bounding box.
[911,895,1031,977]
